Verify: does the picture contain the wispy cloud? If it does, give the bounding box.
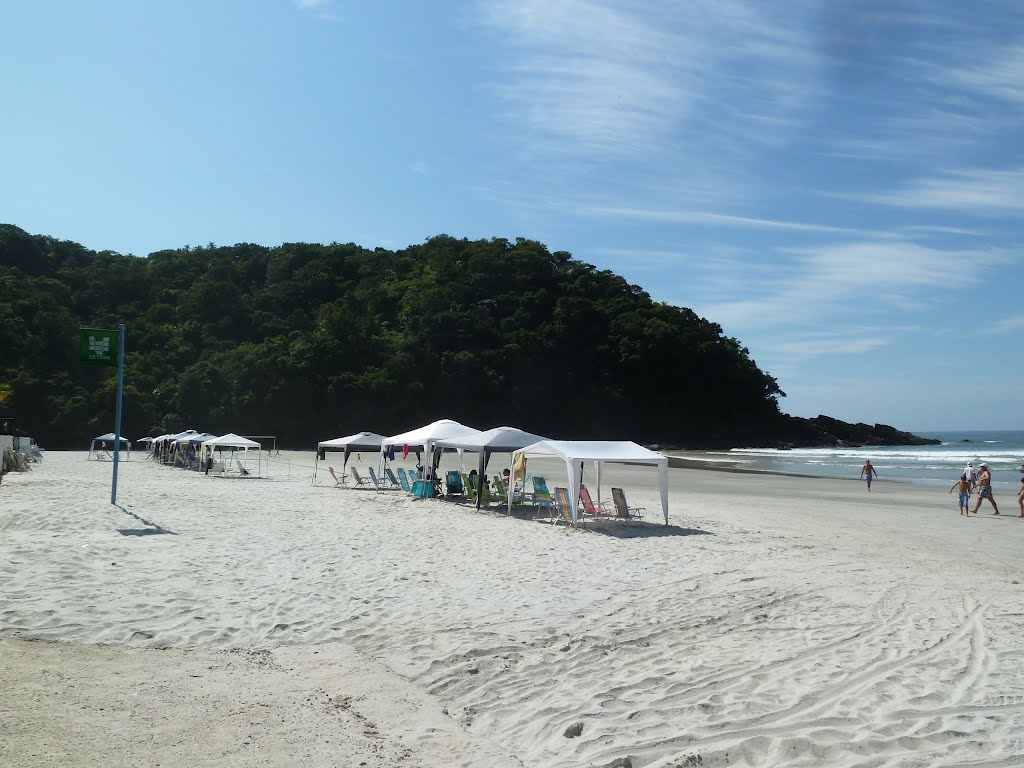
[947,42,1024,105]
[293,0,338,21]
[987,313,1024,334]
[697,240,1003,330]
[867,167,1024,215]
[478,0,815,157]
[577,205,881,237]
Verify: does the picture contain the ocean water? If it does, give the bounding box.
[675,430,1024,493]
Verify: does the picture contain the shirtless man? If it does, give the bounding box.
[971,463,1000,515]
[860,460,878,492]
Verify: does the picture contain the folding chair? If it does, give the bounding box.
[328,466,346,487]
[610,487,645,525]
[350,466,370,488]
[552,487,575,527]
[396,468,413,492]
[532,476,554,520]
[578,484,612,525]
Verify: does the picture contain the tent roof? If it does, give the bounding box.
[383,419,480,448]
[177,432,217,445]
[434,426,550,453]
[318,432,387,451]
[93,433,131,443]
[202,433,261,449]
[137,436,156,443]
[516,440,667,464]
[167,429,200,441]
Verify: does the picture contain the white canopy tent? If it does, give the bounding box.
[433,426,550,508]
[510,440,669,526]
[201,433,263,477]
[313,431,387,484]
[88,432,131,459]
[176,432,217,447]
[381,419,481,482]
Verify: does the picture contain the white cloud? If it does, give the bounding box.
[987,313,1024,334]
[697,240,1002,330]
[947,42,1024,105]
[478,0,816,157]
[293,0,338,21]
[868,167,1024,214]
[577,204,880,237]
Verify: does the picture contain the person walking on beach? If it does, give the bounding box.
[1017,477,1024,518]
[950,474,971,516]
[861,460,878,491]
[971,463,1000,515]
[965,462,976,491]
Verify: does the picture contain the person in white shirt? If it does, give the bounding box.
[964,462,976,491]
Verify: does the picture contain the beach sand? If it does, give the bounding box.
[3,451,1024,766]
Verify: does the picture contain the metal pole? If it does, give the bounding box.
[111,323,125,505]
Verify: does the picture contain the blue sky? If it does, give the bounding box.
[3,1,1023,431]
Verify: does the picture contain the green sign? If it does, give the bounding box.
[80,328,118,367]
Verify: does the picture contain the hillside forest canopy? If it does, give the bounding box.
[3,223,860,450]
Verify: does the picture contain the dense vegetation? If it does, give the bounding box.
[1,224,793,449]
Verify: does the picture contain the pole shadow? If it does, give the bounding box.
[113,504,177,536]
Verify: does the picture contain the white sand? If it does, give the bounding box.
[3,451,1024,767]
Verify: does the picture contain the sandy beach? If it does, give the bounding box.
[3,451,1024,767]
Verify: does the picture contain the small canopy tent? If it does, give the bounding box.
[381,419,481,481]
[201,433,263,476]
[313,432,387,484]
[176,432,217,447]
[433,427,550,508]
[510,440,669,526]
[88,432,131,459]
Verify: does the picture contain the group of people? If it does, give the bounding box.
[861,459,1024,517]
[948,461,1024,517]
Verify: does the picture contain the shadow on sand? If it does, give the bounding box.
[113,504,177,536]
[582,524,713,539]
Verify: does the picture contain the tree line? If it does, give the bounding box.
[1,224,792,449]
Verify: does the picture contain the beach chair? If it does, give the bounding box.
[445,470,465,497]
[235,459,251,476]
[371,466,398,490]
[462,473,490,506]
[396,468,413,493]
[385,467,401,489]
[578,484,612,525]
[367,466,385,491]
[328,466,346,487]
[552,487,575,527]
[492,475,509,506]
[611,487,644,525]
[532,476,554,520]
[350,466,370,488]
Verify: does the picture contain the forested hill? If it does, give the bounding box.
[2,224,793,449]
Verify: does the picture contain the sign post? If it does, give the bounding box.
[80,326,125,504]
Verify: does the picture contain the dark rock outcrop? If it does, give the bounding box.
[771,415,939,448]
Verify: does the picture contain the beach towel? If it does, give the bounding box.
[512,452,527,483]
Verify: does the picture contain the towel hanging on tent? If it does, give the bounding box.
[403,444,409,460]
[513,452,527,482]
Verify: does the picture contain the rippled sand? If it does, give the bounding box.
[2,451,1024,766]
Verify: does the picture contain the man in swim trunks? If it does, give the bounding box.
[860,460,878,491]
[970,463,1000,515]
